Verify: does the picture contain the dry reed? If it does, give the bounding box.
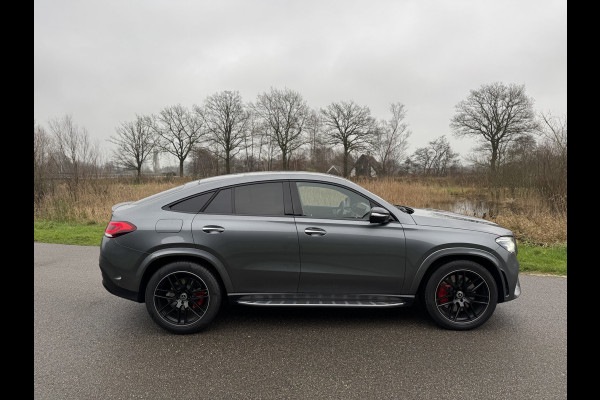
[355,177,456,207]
[34,177,193,224]
[34,176,566,245]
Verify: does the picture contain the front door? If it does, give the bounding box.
[292,181,406,294]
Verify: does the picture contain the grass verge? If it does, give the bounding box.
[517,242,567,276]
[34,219,567,276]
[34,220,106,246]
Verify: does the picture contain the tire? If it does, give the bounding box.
[424,260,498,330]
[145,261,222,334]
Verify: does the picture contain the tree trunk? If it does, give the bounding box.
[343,151,349,177]
[489,144,500,187]
[225,151,231,174]
[179,159,184,177]
[490,144,498,174]
[282,152,288,171]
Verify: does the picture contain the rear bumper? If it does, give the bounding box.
[99,236,147,302]
[100,268,140,302]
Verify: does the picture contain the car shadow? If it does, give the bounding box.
[207,302,437,331]
[104,298,439,336]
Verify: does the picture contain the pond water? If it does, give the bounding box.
[429,199,498,218]
[449,199,491,217]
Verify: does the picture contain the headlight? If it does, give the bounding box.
[496,236,517,254]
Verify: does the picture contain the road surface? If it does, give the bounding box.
[34,242,567,399]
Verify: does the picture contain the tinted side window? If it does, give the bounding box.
[295,182,372,219]
[169,192,214,213]
[203,188,233,214]
[234,182,285,216]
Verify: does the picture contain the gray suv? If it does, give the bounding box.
[100,172,520,333]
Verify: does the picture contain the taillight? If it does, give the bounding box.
[104,221,137,238]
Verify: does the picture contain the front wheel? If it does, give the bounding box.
[145,261,222,334]
[424,260,498,330]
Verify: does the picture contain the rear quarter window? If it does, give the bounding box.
[168,191,214,213]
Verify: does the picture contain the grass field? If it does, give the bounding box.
[34,220,106,246]
[517,242,567,276]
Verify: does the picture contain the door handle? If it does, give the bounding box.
[202,225,225,234]
[305,227,326,236]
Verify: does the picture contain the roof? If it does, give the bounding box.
[197,171,348,186]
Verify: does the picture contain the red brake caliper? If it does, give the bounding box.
[437,283,452,304]
[192,291,207,308]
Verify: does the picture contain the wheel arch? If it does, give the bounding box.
[411,248,507,303]
[135,248,233,303]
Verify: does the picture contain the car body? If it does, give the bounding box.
[100,171,520,333]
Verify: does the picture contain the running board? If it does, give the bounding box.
[230,293,413,308]
[237,299,405,307]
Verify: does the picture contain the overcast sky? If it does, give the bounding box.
[34,0,567,164]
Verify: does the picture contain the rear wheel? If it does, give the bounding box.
[424,260,497,330]
[145,261,221,334]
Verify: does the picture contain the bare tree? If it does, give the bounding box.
[109,115,157,181]
[189,147,218,178]
[241,111,262,172]
[534,111,567,210]
[305,109,326,171]
[252,87,309,170]
[34,121,53,174]
[502,135,538,171]
[412,135,460,176]
[320,100,375,177]
[198,90,250,174]
[82,134,103,178]
[537,111,567,165]
[153,104,204,177]
[49,114,82,179]
[34,121,58,205]
[372,102,412,176]
[256,119,278,171]
[48,114,100,198]
[450,82,538,174]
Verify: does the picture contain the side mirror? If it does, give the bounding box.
[369,207,390,224]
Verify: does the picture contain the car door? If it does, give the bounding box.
[292,181,406,294]
[191,181,300,293]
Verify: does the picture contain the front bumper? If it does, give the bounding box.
[514,277,521,298]
[499,249,521,302]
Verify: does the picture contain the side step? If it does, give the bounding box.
[231,294,413,308]
[237,299,405,307]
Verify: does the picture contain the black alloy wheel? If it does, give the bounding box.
[424,260,498,330]
[145,261,221,334]
[154,272,209,325]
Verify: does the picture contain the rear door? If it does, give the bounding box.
[191,181,300,293]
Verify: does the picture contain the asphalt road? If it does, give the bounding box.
[34,242,567,399]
